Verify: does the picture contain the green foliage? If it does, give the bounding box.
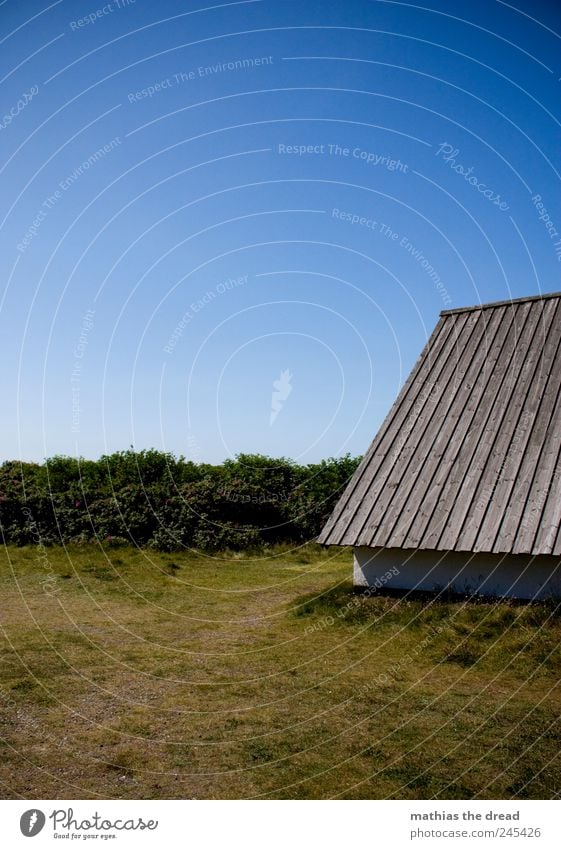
[0,450,361,552]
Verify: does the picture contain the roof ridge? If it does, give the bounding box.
[441,290,561,316]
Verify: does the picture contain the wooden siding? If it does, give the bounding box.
[318,293,561,556]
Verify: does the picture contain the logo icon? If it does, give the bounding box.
[270,369,293,426]
[20,810,46,837]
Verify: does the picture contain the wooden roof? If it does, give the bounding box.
[319,292,561,556]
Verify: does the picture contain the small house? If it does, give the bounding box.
[319,292,561,600]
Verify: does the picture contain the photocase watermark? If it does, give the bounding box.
[331,211,452,306]
[519,468,561,538]
[18,806,158,837]
[304,569,400,635]
[270,369,292,426]
[1,684,69,760]
[355,615,456,693]
[60,137,122,191]
[17,137,122,254]
[331,207,377,231]
[467,408,549,518]
[163,274,248,355]
[435,143,510,210]
[372,623,450,686]
[186,431,202,463]
[382,223,453,307]
[21,507,60,596]
[0,85,39,132]
[217,487,289,504]
[531,194,561,262]
[69,0,135,31]
[50,808,158,834]
[278,142,408,172]
[71,309,95,434]
[20,809,46,837]
[391,380,441,465]
[128,56,274,102]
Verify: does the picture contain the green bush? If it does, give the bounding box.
[0,450,361,552]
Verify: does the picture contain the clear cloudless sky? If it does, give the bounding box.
[1,0,560,463]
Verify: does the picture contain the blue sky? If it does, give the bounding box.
[1,0,560,463]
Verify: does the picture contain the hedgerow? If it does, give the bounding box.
[0,450,360,551]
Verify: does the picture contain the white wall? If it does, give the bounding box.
[353,546,561,600]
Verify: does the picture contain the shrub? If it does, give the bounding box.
[0,450,361,552]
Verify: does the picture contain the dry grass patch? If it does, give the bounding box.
[0,544,560,799]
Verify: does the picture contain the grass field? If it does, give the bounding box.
[1,543,560,799]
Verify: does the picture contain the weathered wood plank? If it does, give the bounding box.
[318,315,452,544]
[350,311,482,547]
[373,305,506,549]
[320,313,462,545]
[466,298,559,552]
[399,304,516,549]
[421,301,535,550]
[492,303,561,553]
[439,301,542,551]
[519,357,561,555]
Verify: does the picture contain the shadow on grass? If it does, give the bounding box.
[292,582,561,671]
